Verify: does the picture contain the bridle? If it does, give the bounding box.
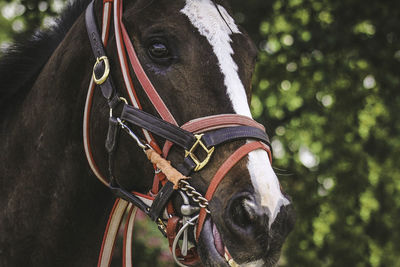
[83,0,272,266]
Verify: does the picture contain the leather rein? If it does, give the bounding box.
[83,0,272,266]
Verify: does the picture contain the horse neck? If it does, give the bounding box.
[0,12,114,266]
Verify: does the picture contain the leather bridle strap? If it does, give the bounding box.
[98,198,129,267]
[195,141,272,240]
[84,8,132,267]
[85,1,177,266]
[83,0,115,187]
[112,0,162,148]
[123,204,138,267]
[118,0,177,125]
[181,114,266,133]
[161,114,266,157]
[121,104,270,151]
[85,0,161,220]
[86,0,117,104]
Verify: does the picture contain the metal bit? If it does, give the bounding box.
[181,204,200,216]
[181,216,189,256]
[179,191,191,257]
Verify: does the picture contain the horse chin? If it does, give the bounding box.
[197,217,287,267]
[198,218,230,267]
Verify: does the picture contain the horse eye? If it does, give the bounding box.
[148,42,170,59]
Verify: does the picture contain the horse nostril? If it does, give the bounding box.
[229,195,259,229]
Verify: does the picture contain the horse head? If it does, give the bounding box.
[0,0,295,264]
[86,0,295,266]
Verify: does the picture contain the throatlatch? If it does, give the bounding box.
[83,0,272,266]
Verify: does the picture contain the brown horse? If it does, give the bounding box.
[0,0,295,266]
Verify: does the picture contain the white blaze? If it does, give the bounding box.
[181,0,289,226]
[181,0,249,116]
[248,150,290,225]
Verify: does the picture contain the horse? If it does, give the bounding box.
[0,0,295,266]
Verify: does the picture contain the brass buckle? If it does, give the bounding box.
[185,134,215,172]
[93,56,110,85]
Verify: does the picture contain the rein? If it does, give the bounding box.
[83,0,272,266]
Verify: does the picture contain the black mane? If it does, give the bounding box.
[0,0,92,109]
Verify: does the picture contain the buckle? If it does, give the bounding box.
[185,134,215,172]
[93,56,110,85]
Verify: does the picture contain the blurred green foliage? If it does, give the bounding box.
[1,0,400,266]
[0,0,60,47]
[231,0,400,266]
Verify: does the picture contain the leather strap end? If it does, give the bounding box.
[149,181,175,221]
[145,149,188,189]
[105,117,120,153]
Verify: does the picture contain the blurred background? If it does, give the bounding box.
[1,0,399,266]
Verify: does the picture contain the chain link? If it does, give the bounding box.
[179,179,210,214]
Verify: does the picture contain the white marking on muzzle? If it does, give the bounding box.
[240,259,265,267]
[181,0,289,226]
[247,149,290,226]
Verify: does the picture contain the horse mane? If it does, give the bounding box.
[0,0,92,109]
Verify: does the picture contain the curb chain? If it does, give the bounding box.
[179,180,210,214]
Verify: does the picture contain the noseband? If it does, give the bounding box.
[83,0,272,266]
